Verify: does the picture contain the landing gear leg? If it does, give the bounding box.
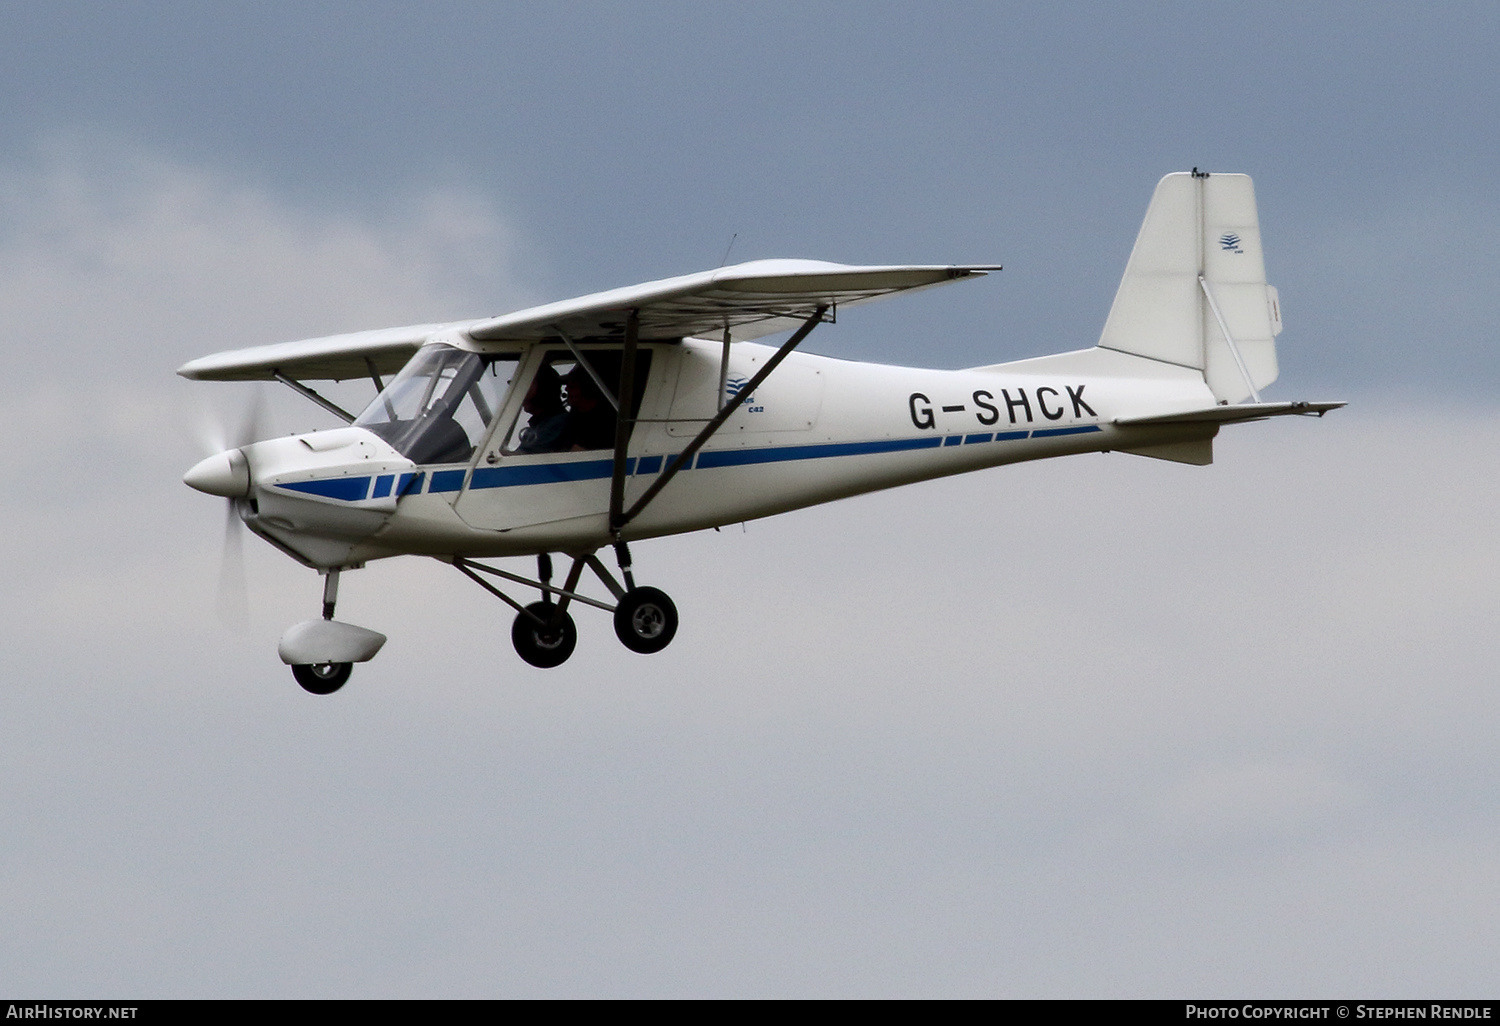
[613,541,637,591]
[322,566,339,621]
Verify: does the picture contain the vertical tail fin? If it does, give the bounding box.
[1097,171,1282,403]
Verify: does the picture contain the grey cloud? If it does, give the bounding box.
[0,133,535,389]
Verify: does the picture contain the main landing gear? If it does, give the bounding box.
[455,542,678,669]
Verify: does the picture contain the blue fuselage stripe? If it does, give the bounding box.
[429,469,467,493]
[277,425,1105,500]
[1031,425,1102,438]
[695,435,942,470]
[277,476,372,501]
[469,457,645,490]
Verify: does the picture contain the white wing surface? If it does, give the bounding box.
[177,322,462,382]
[178,259,997,382]
[465,259,998,345]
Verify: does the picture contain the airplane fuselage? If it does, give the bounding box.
[237,338,1219,568]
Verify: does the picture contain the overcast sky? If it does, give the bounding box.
[1,2,1497,998]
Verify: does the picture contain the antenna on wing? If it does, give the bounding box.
[718,233,738,268]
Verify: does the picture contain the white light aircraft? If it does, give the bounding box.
[182,171,1342,694]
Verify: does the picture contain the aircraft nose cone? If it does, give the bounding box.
[184,449,250,497]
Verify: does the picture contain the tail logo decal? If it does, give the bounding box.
[1219,232,1244,253]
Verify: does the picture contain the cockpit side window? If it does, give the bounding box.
[504,348,653,455]
[355,345,519,464]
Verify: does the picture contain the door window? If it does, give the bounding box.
[504,349,652,456]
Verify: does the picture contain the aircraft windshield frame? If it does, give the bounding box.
[354,344,518,465]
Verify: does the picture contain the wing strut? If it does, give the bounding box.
[718,325,732,412]
[610,304,828,536]
[607,309,641,533]
[273,371,356,424]
[553,326,621,412]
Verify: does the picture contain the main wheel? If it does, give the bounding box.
[613,587,678,654]
[512,602,577,668]
[292,662,352,694]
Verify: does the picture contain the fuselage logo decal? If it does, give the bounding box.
[724,374,763,413]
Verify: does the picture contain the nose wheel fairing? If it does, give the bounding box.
[277,569,387,694]
[277,618,387,666]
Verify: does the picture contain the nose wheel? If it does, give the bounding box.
[292,661,353,694]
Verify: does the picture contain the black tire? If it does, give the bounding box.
[292,662,352,694]
[613,587,678,654]
[512,602,577,668]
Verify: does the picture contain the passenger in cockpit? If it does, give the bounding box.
[513,364,569,454]
[559,365,617,451]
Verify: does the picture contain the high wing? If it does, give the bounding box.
[176,259,998,383]
[465,258,999,346]
[176,322,464,382]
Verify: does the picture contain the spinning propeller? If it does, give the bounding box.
[190,390,263,626]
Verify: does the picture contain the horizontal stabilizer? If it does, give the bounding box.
[1116,400,1346,427]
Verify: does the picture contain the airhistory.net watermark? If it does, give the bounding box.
[5,1007,137,1019]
